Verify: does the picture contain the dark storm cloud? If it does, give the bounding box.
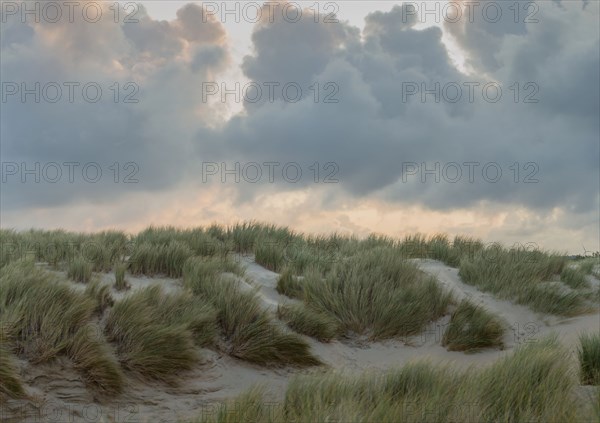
[1,1,598,223]
[1,2,229,210]
[196,1,599,215]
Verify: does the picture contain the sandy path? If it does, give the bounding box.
[235,254,300,311]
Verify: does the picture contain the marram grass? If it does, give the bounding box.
[578,332,600,385]
[0,261,123,396]
[183,257,321,367]
[67,254,93,283]
[299,247,452,340]
[0,344,26,403]
[194,337,590,423]
[277,302,341,342]
[104,285,216,383]
[442,299,505,352]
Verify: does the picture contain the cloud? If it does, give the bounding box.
[1,1,597,252]
[1,2,229,209]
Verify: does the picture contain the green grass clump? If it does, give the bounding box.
[67,325,124,396]
[578,332,600,385]
[105,286,216,382]
[577,257,599,274]
[442,300,505,352]
[560,267,590,289]
[276,267,304,299]
[67,255,92,283]
[196,337,586,423]
[458,245,588,315]
[254,242,285,272]
[128,241,193,277]
[427,234,461,267]
[477,336,575,422]
[0,345,26,402]
[277,303,341,342]
[300,247,451,340]
[0,261,96,363]
[114,262,129,291]
[183,258,321,367]
[0,261,123,396]
[85,280,114,314]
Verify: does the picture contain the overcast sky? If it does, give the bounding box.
[1,1,598,254]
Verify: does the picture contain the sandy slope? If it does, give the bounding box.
[4,258,599,422]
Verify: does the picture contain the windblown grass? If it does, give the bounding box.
[299,247,451,340]
[577,257,600,277]
[197,337,587,423]
[0,261,96,363]
[0,261,123,396]
[442,300,505,352]
[128,241,193,277]
[276,267,304,299]
[67,255,92,283]
[560,267,590,289]
[396,233,483,266]
[183,258,321,366]
[254,242,285,272]
[67,325,124,396]
[0,345,25,402]
[105,286,216,382]
[577,332,600,385]
[459,245,588,315]
[114,262,129,291]
[85,280,114,314]
[277,303,341,342]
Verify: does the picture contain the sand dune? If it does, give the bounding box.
[3,256,598,423]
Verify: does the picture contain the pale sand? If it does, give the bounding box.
[4,258,598,422]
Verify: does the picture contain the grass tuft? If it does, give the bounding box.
[85,280,114,314]
[577,332,600,385]
[459,245,587,316]
[128,241,193,278]
[442,300,505,352]
[67,325,125,396]
[114,262,130,291]
[0,345,26,402]
[277,303,341,342]
[276,267,304,299]
[560,267,590,289]
[105,286,216,383]
[183,258,321,367]
[196,336,583,423]
[300,247,451,340]
[67,255,92,283]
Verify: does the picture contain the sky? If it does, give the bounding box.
[1,0,599,254]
